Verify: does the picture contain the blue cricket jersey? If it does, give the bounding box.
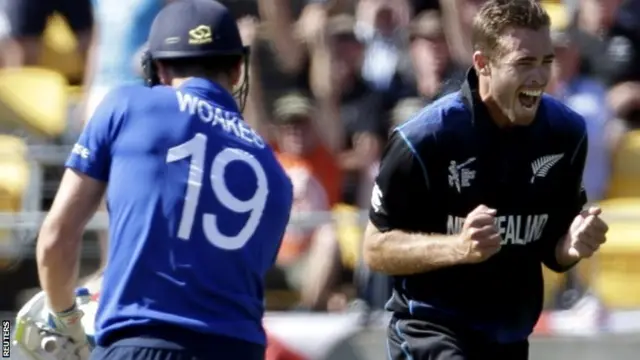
[370,70,588,343]
[66,78,293,347]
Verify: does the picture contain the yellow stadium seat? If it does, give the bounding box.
[40,14,85,83]
[541,0,569,31]
[67,85,84,104]
[0,67,68,138]
[607,130,640,199]
[590,198,640,308]
[333,204,364,270]
[265,290,300,311]
[0,135,29,269]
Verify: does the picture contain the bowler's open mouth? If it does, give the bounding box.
[518,89,542,109]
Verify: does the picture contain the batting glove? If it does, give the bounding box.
[47,304,91,359]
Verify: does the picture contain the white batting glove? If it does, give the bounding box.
[47,304,91,359]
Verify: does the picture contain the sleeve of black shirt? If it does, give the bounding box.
[351,92,393,141]
[600,33,640,85]
[599,7,640,85]
[369,130,432,232]
[539,131,588,273]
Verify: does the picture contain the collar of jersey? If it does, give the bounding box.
[178,77,240,113]
[460,68,541,136]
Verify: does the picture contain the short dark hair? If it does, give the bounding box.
[158,55,243,78]
[471,0,550,59]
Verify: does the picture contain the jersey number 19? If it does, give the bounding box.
[166,133,269,250]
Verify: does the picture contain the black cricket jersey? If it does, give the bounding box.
[369,70,588,343]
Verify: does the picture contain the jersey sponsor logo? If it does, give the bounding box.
[448,157,476,193]
[71,143,90,159]
[177,91,266,149]
[530,154,564,184]
[446,214,549,245]
[371,183,383,213]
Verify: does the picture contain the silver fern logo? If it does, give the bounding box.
[530,154,564,184]
[371,183,383,213]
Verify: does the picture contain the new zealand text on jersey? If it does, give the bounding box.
[177,91,265,149]
[447,214,549,245]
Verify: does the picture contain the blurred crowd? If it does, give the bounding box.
[0,0,638,314]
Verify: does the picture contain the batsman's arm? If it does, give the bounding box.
[37,171,106,312]
[363,130,465,275]
[37,90,119,312]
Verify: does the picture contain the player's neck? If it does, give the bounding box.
[478,77,511,128]
[170,76,233,93]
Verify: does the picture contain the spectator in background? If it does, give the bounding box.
[438,0,486,66]
[402,10,466,102]
[607,81,640,130]
[355,0,412,92]
[269,93,346,311]
[279,164,330,267]
[324,14,391,208]
[569,0,640,86]
[253,0,325,128]
[545,14,619,312]
[548,28,615,202]
[271,94,342,207]
[563,0,640,133]
[0,0,93,69]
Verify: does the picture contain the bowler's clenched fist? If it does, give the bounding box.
[567,206,609,259]
[458,204,502,264]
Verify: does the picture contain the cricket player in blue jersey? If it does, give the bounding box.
[35,1,293,359]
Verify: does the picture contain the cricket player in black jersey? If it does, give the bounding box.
[363,1,609,359]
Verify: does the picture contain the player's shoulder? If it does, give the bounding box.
[394,91,468,146]
[540,94,587,137]
[92,84,155,118]
[103,83,153,101]
[97,84,189,134]
[107,84,177,109]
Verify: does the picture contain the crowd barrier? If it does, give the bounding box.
[265,312,640,360]
[4,310,640,360]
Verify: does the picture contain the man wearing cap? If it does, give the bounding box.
[35,1,293,359]
[272,93,341,207]
[269,93,346,310]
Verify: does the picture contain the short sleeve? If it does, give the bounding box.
[599,9,640,85]
[65,90,121,182]
[341,90,392,142]
[600,33,640,85]
[369,130,432,232]
[539,129,588,272]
